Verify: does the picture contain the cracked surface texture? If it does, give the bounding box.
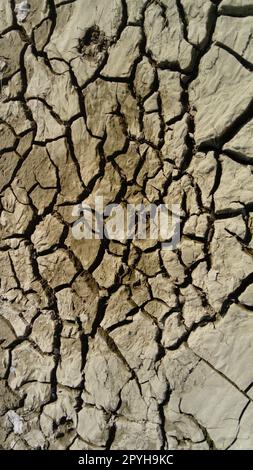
[0,0,253,451]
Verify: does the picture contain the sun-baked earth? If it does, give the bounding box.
[0,0,253,450]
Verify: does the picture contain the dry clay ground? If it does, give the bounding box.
[0,0,253,450]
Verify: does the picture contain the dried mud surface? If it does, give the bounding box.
[0,0,253,450]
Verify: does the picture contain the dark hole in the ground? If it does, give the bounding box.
[59,416,67,425]
[77,25,111,59]
[81,25,101,46]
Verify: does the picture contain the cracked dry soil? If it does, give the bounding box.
[0,0,253,451]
